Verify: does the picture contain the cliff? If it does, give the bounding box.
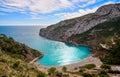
[40,3,120,43]
[68,17,120,49]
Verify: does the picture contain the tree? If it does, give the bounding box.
[100,64,111,70]
[12,61,20,69]
[62,66,67,72]
[82,73,93,77]
[48,67,56,76]
[98,71,109,77]
[82,64,96,69]
[37,71,46,77]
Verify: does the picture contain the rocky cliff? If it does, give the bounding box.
[40,3,120,43]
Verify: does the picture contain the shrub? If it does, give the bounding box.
[37,71,46,77]
[82,73,93,77]
[62,66,67,72]
[108,69,120,74]
[48,67,56,75]
[82,64,96,69]
[55,71,62,77]
[100,64,111,69]
[98,71,109,77]
[62,74,69,77]
[12,61,20,69]
[79,66,85,72]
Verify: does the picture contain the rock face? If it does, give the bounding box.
[40,3,120,43]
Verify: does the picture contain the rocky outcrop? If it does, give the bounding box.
[40,3,120,43]
[68,17,120,47]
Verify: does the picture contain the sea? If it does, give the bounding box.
[0,26,91,66]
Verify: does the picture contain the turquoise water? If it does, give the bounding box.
[0,26,91,66]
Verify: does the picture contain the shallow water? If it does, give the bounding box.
[0,26,91,66]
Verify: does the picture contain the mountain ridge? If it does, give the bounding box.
[40,3,120,43]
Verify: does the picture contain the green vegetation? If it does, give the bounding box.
[62,74,69,77]
[100,64,111,70]
[0,34,42,62]
[48,67,56,76]
[68,17,120,44]
[82,64,96,69]
[68,67,110,77]
[82,73,93,77]
[1,30,120,77]
[108,69,120,74]
[100,36,120,65]
[62,66,67,72]
[0,34,46,77]
[98,71,109,77]
[0,54,46,77]
[68,17,120,65]
[68,18,120,44]
[81,71,109,77]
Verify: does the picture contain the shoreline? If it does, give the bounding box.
[30,55,102,72]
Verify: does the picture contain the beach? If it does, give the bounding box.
[29,56,102,72]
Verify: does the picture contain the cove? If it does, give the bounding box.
[0,26,91,66]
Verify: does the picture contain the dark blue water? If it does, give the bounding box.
[0,26,91,66]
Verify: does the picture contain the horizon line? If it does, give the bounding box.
[0,24,49,26]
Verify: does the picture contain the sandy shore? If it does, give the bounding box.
[58,56,102,70]
[29,56,102,72]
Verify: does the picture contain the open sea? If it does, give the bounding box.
[0,26,91,66]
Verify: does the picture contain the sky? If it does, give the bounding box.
[0,0,120,26]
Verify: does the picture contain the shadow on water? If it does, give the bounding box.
[40,35,91,50]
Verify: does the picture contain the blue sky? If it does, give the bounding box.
[0,0,120,26]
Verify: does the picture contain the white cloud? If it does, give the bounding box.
[0,0,118,18]
[72,0,90,3]
[0,0,99,14]
[0,0,30,13]
[71,0,97,7]
[0,0,73,14]
[55,7,98,20]
[29,0,73,14]
[79,0,96,7]
[54,0,117,20]
[1,0,30,8]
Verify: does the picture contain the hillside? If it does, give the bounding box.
[39,3,120,65]
[68,17,120,47]
[0,34,46,77]
[68,17,120,65]
[40,3,120,42]
[0,54,46,77]
[0,34,43,62]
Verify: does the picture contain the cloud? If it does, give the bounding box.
[71,0,97,7]
[79,0,96,7]
[72,0,94,3]
[0,0,73,14]
[0,0,29,13]
[0,0,118,19]
[54,0,118,20]
[55,7,98,20]
[0,0,99,14]
[29,0,73,14]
